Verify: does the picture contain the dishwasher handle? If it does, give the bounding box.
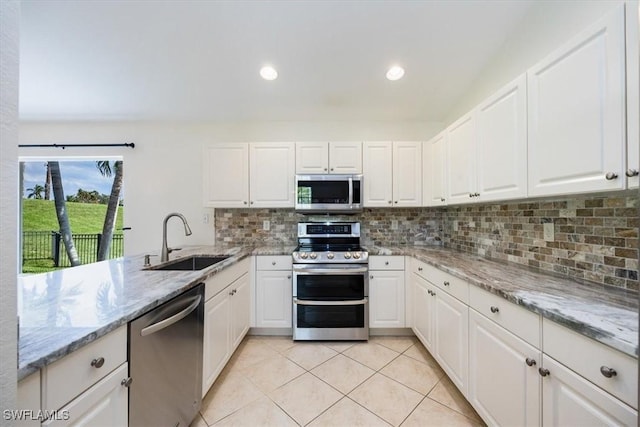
[140,294,202,337]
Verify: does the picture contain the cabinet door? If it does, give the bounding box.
[363,141,393,207]
[626,3,640,189]
[369,270,405,328]
[329,141,362,174]
[393,141,422,206]
[203,143,249,207]
[256,270,292,328]
[528,5,625,196]
[447,113,477,204]
[541,355,637,426]
[230,273,250,350]
[476,74,527,202]
[423,132,448,206]
[412,273,435,352]
[17,371,40,427]
[434,289,469,396]
[249,142,295,208]
[468,310,540,427]
[202,290,231,396]
[296,142,329,173]
[43,363,128,427]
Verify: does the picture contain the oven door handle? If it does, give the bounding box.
[293,297,368,306]
[292,265,368,274]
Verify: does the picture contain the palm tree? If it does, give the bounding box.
[26,184,44,199]
[96,160,123,261]
[49,161,81,267]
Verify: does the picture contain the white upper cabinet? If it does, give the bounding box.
[203,143,249,207]
[527,5,626,197]
[295,141,362,174]
[204,142,294,208]
[249,142,295,208]
[363,141,393,206]
[363,141,422,207]
[626,4,639,189]
[423,131,448,206]
[447,113,477,204]
[476,74,528,202]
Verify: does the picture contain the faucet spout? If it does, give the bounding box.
[161,212,192,262]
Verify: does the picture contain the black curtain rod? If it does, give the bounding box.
[18,143,135,149]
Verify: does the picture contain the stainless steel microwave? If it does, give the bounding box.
[295,174,363,213]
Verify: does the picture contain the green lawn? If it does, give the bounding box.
[21,199,124,273]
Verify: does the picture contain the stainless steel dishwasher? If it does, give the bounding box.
[129,284,204,427]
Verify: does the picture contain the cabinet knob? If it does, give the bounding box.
[388,200,392,204]
[469,193,473,198]
[121,377,133,388]
[600,366,617,378]
[330,168,334,172]
[229,290,234,296]
[418,267,423,271]
[525,358,537,367]
[324,168,328,171]
[626,169,639,177]
[490,306,499,313]
[385,261,389,265]
[272,261,276,265]
[441,198,446,202]
[538,368,550,377]
[243,201,247,205]
[250,201,254,204]
[605,172,618,180]
[91,357,105,368]
[287,275,291,279]
[443,281,450,287]
[370,275,374,279]
[394,201,398,204]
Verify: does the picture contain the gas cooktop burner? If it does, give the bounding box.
[293,222,368,264]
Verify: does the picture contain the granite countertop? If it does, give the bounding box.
[17,245,292,381]
[18,243,638,381]
[368,245,639,358]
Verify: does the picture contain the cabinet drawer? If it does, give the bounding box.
[369,256,404,270]
[470,286,540,348]
[543,318,637,408]
[43,326,127,412]
[205,257,250,301]
[414,261,469,304]
[256,255,292,271]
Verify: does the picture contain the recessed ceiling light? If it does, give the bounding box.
[260,66,278,81]
[386,65,405,81]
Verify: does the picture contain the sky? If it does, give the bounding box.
[22,160,121,199]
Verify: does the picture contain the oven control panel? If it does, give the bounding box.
[292,251,368,263]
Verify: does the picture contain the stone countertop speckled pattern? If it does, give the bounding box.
[367,245,639,358]
[18,243,637,381]
[17,245,297,381]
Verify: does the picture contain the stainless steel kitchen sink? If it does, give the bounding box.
[149,255,230,271]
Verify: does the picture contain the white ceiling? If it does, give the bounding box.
[19,0,534,122]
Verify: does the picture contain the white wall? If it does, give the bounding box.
[19,120,441,255]
[1,0,19,416]
[446,0,631,123]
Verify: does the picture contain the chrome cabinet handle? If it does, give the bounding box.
[626,169,639,177]
[490,306,499,313]
[443,281,450,287]
[605,172,618,180]
[121,377,133,388]
[91,357,105,368]
[538,368,550,377]
[525,358,537,367]
[600,366,617,378]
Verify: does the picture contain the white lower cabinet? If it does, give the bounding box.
[541,355,637,426]
[17,371,41,427]
[469,309,541,426]
[369,256,405,328]
[410,259,468,395]
[202,259,251,397]
[255,256,293,328]
[43,363,129,427]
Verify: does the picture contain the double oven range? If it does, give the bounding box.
[292,222,369,341]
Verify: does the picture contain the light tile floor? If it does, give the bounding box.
[192,335,486,427]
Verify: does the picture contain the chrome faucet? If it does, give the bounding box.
[161,212,192,262]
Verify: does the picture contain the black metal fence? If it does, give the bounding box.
[22,231,124,267]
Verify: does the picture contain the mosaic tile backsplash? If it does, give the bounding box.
[215,191,639,291]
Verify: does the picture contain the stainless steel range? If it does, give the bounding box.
[292,222,369,341]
